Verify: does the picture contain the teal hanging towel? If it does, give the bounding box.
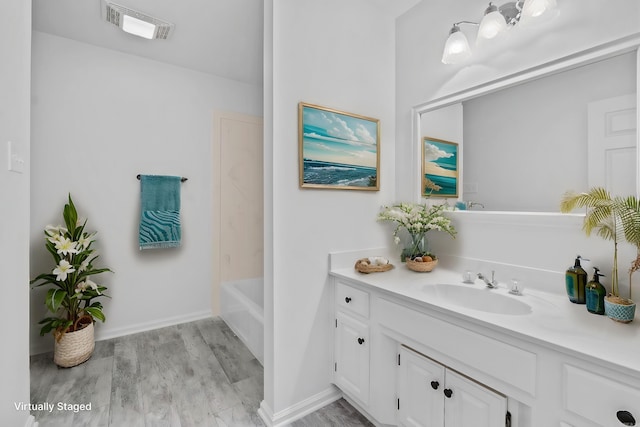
[139,175,182,249]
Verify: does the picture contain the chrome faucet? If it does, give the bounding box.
[467,201,485,210]
[477,271,498,288]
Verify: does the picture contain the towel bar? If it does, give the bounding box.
[137,174,187,182]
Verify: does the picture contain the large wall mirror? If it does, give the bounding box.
[417,40,639,213]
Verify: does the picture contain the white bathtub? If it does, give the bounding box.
[220,278,264,365]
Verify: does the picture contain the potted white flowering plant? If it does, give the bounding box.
[31,194,112,367]
[377,202,457,263]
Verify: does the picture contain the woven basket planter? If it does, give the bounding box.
[54,322,95,368]
[406,258,438,272]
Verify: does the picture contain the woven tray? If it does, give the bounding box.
[354,258,393,274]
[406,258,438,272]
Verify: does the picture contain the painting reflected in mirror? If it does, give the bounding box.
[422,137,458,198]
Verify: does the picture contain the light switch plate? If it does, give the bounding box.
[7,141,25,173]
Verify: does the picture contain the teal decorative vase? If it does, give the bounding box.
[604,296,636,323]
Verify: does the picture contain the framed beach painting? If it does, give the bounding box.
[298,102,380,190]
[422,137,458,198]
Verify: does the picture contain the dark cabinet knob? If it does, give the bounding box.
[357,337,365,345]
[345,297,352,303]
[443,389,453,398]
[617,411,636,426]
[430,381,439,390]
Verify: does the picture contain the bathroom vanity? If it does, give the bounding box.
[330,260,640,427]
[336,29,640,427]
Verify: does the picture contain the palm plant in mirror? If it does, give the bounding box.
[561,188,640,323]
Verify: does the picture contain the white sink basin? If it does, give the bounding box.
[421,284,533,315]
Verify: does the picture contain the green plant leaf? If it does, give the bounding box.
[614,196,640,248]
[38,317,72,336]
[30,273,60,287]
[45,288,67,313]
[63,194,78,234]
[84,306,105,323]
[560,187,615,237]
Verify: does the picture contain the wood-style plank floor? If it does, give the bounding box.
[30,317,373,427]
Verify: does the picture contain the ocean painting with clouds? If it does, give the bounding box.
[422,137,458,197]
[299,103,380,190]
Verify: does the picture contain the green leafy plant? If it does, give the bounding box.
[377,202,456,260]
[31,194,112,340]
[561,187,640,300]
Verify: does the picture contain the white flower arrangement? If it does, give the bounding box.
[377,202,456,260]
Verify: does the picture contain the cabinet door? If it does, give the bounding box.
[397,346,445,427]
[443,369,507,427]
[335,311,370,404]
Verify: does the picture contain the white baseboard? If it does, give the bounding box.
[258,386,342,427]
[95,310,213,342]
[30,310,213,355]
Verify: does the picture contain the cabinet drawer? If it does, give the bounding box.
[564,364,640,426]
[336,281,369,318]
[377,297,537,396]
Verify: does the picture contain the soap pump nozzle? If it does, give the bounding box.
[591,267,605,280]
[574,255,590,267]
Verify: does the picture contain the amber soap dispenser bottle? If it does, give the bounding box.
[586,267,606,315]
[565,255,588,304]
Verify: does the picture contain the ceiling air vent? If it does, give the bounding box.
[101,0,174,40]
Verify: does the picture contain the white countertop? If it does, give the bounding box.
[330,263,640,377]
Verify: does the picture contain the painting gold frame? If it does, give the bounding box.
[422,136,459,198]
[298,102,380,190]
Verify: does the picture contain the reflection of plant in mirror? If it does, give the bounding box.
[561,187,640,300]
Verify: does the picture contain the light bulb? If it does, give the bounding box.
[477,9,507,43]
[442,26,471,64]
[521,0,557,22]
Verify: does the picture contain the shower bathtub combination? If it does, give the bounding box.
[220,278,264,365]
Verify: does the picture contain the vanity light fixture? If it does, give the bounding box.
[441,0,557,64]
[101,0,175,40]
[441,23,474,65]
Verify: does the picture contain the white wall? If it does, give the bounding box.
[463,52,637,212]
[0,0,31,424]
[263,0,397,421]
[29,32,263,354]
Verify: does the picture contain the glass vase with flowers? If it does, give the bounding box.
[377,202,457,261]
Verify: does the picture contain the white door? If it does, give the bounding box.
[587,93,637,196]
[212,111,263,314]
[397,346,445,427]
[335,311,370,405]
[443,369,507,427]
